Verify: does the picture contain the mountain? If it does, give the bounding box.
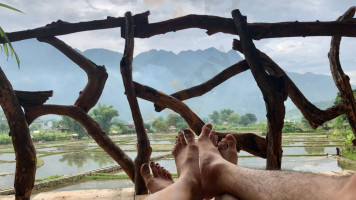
[0,39,348,122]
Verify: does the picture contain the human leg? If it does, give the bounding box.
[197,124,353,200]
[143,129,202,200]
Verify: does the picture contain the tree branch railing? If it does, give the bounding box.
[24,104,135,181]
[1,6,356,199]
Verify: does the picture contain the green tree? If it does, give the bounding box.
[227,112,240,125]
[333,116,344,129]
[301,116,312,130]
[220,109,234,123]
[167,114,180,126]
[90,103,119,134]
[58,116,87,137]
[209,110,220,124]
[240,113,257,126]
[152,118,168,132]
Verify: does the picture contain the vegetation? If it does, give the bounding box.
[151,114,189,132]
[208,109,257,126]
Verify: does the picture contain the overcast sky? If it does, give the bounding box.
[1,0,356,82]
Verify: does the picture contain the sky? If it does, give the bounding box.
[1,0,356,82]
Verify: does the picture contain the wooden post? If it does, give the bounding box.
[328,7,356,146]
[0,68,36,200]
[232,10,287,170]
[120,11,152,194]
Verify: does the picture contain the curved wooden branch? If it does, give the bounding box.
[24,104,135,181]
[328,6,356,146]
[38,36,108,112]
[232,9,287,170]
[232,39,347,129]
[4,11,150,43]
[154,60,249,112]
[120,11,151,195]
[15,90,53,108]
[0,68,36,200]
[134,81,267,157]
[4,12,356,43]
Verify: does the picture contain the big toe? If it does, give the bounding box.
[140,163,152,182]
[226,134,237,149]
[184,129,196,144]
[200,123,213,139]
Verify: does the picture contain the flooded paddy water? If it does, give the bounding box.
[0,133,355,192]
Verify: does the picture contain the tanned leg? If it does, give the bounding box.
[143,129,202,200]
[197,123,353,200]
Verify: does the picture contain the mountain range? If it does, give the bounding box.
[0,39,347,122]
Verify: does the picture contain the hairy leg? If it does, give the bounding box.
[144,129,202,200]
[197,123,353,200]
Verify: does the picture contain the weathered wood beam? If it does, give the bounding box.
[232,10,287,170]
[134,81,267,158]
[4,12,356,43]
[24,104,135,181]
[38,37,108,113]
[15,90,53,108]
[154,60,249,112]
[232,39,347,129]
[328,6,356,146]
[0,68,36,200]
[4,11,150,43]
[120,11,151,195]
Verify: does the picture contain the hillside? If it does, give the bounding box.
[0,39,347,122]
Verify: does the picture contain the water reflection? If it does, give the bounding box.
[59,152,115,168]
[304,146,325,155]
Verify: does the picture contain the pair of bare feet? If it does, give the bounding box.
[140,124,238,199]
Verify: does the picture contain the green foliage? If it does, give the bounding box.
[240,113,257,126]
[152,119,169,132]
[282,122,303,133]
[208,109,257,127]
[90,103,119,134]
[32,131,72,141]
[300,116,312,130]
[58,116,87,138]
[333,116,344,129]
[0,3,22,67]
[0,133,11,144]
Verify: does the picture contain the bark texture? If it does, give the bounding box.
[120,11,152,194]
[232,10,287,170]
[0,68,36,200]
[328,7,356,146]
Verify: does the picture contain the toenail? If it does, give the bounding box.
[183,129,190,134]
[178,131,182,134]
[156,163,159,165]
[143,163,149,170]
[150,161,154,165]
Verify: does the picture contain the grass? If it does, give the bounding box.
[343,153,356,161]
[35,175,64,182]
[36,157,44,168]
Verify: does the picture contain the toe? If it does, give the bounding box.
[150,162,159,177]
[156,163,163,177]
[200,123,213,138]
[162,167,168,178]
[179,133,187,146]
[167,171,173,181]
[226,134,237,149]
[218,140,228,151]
[184,129,196,144]
[140,163,152,181]
[209,130,218,147]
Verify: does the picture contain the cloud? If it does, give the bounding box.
[1,0,355,81]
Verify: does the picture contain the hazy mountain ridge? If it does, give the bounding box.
[0,39,347,122]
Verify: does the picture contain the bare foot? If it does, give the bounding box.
[140,162,174,193]
[217,134,238,165]
[197,124,233,198]
[144,129,202,199]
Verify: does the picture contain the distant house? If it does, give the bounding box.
[223,122,228,126]
[33,130,40,134]
[57,125,69,133]
[71,134,79,139]
[169,126,177,131]
[110,130,119,134]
